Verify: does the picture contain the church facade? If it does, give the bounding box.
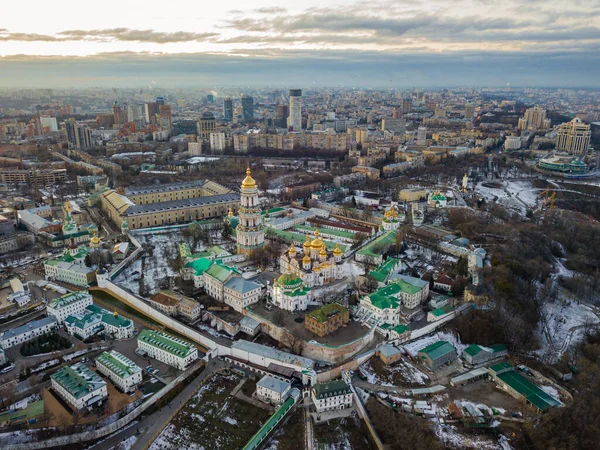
[236,168,265,256]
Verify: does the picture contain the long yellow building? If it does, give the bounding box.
[100,179,239,230]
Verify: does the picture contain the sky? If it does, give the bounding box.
[1,0,599,88]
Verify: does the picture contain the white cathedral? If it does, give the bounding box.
[279,230,345,288]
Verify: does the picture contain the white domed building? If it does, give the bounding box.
[279,230,344,288]
[381,206,402,231]
[271,274,312,312]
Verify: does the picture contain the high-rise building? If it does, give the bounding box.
[206,94,214,103]
[555,118,591,155]
[223,98,233,121]
[464,103,475,119]
[112,103,127,125]
[65,120,93,149]
[236,168,264,256]
[197,112,216,142]
[287,89,302,131]
[127,104,141,123]
[159,105,172,129]
[276,104,289,128]
[519,106,550,130]
[156,96,165,106]
[417,126,427,146]
[242,95,254,123]
[210,132,226,153]
[144,102,159,124]
[401,98,412,114]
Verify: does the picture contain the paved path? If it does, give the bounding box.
[87,358,226,450]
[303,397,314,450]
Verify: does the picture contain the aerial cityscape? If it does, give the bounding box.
[1,2,600,450]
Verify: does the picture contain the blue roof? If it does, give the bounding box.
[224,277,262,294]
[1,316,57,341]
[232,340,314,369]
[256,375,291,394]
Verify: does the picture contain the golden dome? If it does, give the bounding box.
[313,265,321,272]
[289,244,297,255]
[303,254,311,264]
[228,207,234,217]
[241,167,257,188]
[311,238,323,249]
[303,235,311,249]
[333,243,343,255]
[319,246,327,257]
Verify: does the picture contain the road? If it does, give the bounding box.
[303,397,314,450]
[87,358,227,450]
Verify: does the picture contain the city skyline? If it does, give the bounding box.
[1,0,599,87]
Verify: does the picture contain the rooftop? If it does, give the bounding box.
[51,363,106,399]
[125,193,239,216]
[232,340,314,369]
[224,277,262,294]
[125,180,207,196]
[1,316,57,341]
[137,329,195,358]
[256,375,291,394]
[418,340,456,360]
[306,303,348,323]
[498,370,561,411]
[96,350,141,379]
[47,292,92,311]
[313,379,350,399]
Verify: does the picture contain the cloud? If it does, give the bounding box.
[1,48,599,88]
[255,7,287,14]
[0,28,219,43]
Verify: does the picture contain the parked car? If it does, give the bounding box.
[0,364,15,374]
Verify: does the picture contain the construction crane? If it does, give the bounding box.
[537,189,556,213]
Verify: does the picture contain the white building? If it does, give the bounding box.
[47,291,93,324]
[255,375,291,405]
[137,330,198,371]
[504,135,521,151]
[95,350,142,393]
[287,89,302,131]
[210,132,226,152]
[311,379,353,412]
[0,316,58,350]
[65,304,134,340]
[223,277,263,312]
[51,362,107,411]
[271,274,312,312]
[555,118,591,155]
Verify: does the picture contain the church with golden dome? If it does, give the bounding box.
[381,205,404,231]
[279,229,345,288]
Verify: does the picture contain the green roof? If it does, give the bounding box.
[179,243,192,259]
[357,231,397,258]
[369,257,401,283]
[243,395,295,450]
[0,400,44,423]
[96,351,140,379]
[266,228,348,252]
[137,329,195,358]
[277,273,303,287]
[497,370,561,411]
[418,340,456,360]
[51,363,106,399]
[184,257,213,276]
[307,303,348,323]
[102,312,132,328]
[489,344,508,353]
[205,261,235,282]
[431,307,449,317]
[48,292,91,310]
[313,379,351,399]
[490,362,513,373]
[295,224,356,240]
[394,278,425,295]
[261,207,285,215]
[369,293,400,310]
[392,324,410,334]
[464,344,483,357]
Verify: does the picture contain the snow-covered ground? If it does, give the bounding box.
[359,359,430,387]
[401,331,468,357]
[475,180,539,216]
[536,297,599,363]
[539,385,563,405]
[435,421,502,449]
[116,230,204,295]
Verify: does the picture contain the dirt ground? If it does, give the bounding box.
[445,379,530,416]
[40,372,142,427]
[251,302,370,346]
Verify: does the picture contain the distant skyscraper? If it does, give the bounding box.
[242,95,254,123]
[127,104,140,123]
[223,98,233,121]
[197,112,216,142]
[464,103,475,119]
[65,119,92,148]
[276,104,289,128]
[519,106,550,130]
[156,96,165,106]
[145,102,159,124]
[206,94,214,103]
[555,118,591,155]
[417,126,427,146]
[159,105,173,129]
[401,98,412,115]
[112,103,127,125]
[287,89,302,131]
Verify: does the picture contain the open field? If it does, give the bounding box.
[148,371,271,450]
